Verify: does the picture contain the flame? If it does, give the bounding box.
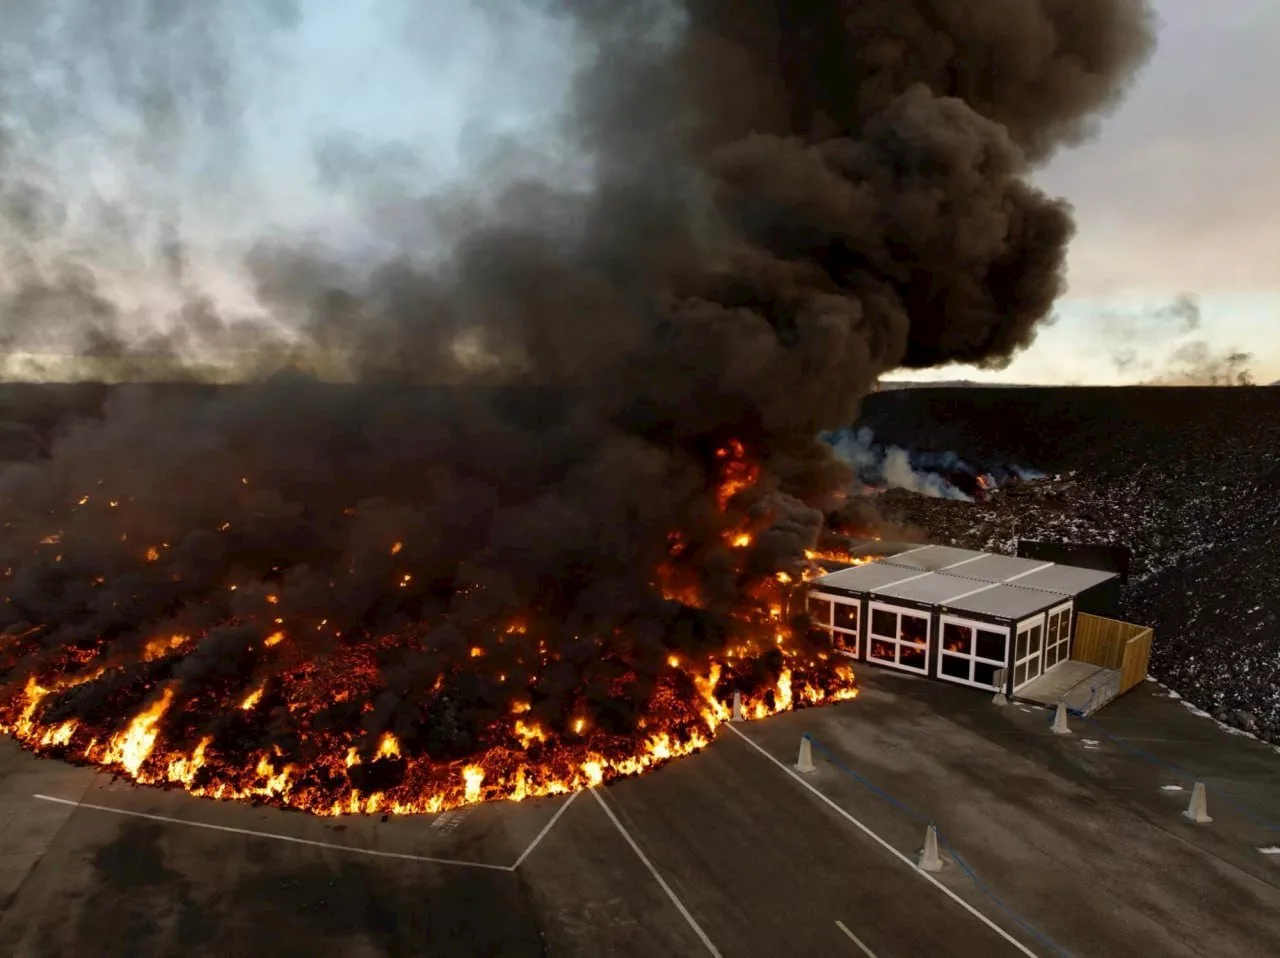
[391,541,404,555]
[375,732,401,760]
[264,631,285,647]
[715,439,760,510]
[463,765,485,803]
[144,546,160,562]
[39,720,78,748]
[166,736,213,785]
[239,684,266,711]
[514,719,546,748]
[99,688,174,777]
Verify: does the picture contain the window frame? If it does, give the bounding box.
[937,614,1010,691]
[807,591,861,659]
[866,600,931,675]
[1013,612,1048,691]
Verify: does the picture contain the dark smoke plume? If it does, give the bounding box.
[0,1,1156,798]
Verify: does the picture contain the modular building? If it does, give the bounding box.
[806,544,1127,699]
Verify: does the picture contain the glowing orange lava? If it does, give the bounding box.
[0,438,863,816]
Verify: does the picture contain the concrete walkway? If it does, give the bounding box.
[1017,659,1120,713]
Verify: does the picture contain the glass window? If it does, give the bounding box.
[1046,616,1059,644]
[899,644,926,670]
[1053,610,1071,648]
[833,602,859,631]
[871,608,897,637]
[973,662,999,688]
[807,596,833,627]
[870,639,894,662]
[833,631,856,654]
[1029,625,1043,652]
[900,613,929,647]
[943,622,972,655]
[1016,630,1029,661]
[940,654,969,680]
[975,629,1005,663]
[1015,662,1028,687]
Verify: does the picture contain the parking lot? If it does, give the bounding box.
[2,670,1278,957]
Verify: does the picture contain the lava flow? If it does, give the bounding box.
[0,437,861,816]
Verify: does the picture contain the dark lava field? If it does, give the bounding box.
[858,385,1280,742]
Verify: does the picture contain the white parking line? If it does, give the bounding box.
[33,793,513,871]
[511,790,580,869]
[835,920,879,956]
[724,726,1040,958]
[590,788,723,958]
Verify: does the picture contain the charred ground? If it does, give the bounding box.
[860,384,1280,740]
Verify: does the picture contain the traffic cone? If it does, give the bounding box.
[1183,781,1212,823]
[731,691,744,723]
[1050,701,1072,735]
[919,824,944,872]
[795,735,816,773]
[992,690,1008,706]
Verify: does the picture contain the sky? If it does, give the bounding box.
[1,0,1276,385]
[909,0,1280,386]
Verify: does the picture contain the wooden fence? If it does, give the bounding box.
[1072,613,1153,694]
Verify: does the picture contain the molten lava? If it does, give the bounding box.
[0,441,862,816]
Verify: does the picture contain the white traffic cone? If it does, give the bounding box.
[1050,701,1072,735]
[731,690,744,723]
[919,824,944,872]
[1183,781,1213,823]
[795,735,816,773]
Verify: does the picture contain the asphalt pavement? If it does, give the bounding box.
[2,667,1277,957]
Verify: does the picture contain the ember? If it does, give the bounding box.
[0,436,863,815]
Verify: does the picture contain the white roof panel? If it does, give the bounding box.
[1011,564,1118,595]
[939,554,1053,583]
[811,562,930,593]
[879,545,987,572]
[875,572,997,606]
[941,584,1065,621]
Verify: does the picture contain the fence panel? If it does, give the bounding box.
[1072,613,1130,669]
[1119,628,1153,694]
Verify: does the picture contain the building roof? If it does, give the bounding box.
[809,543,1120,622]
[940,583,1072,621]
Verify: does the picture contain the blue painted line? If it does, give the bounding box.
[1066,715,1280,832]
[804,734,1074,958]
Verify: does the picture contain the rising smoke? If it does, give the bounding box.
[0,1,1156,798]
[825,427,1045,501]
[1101,294,1255,384]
